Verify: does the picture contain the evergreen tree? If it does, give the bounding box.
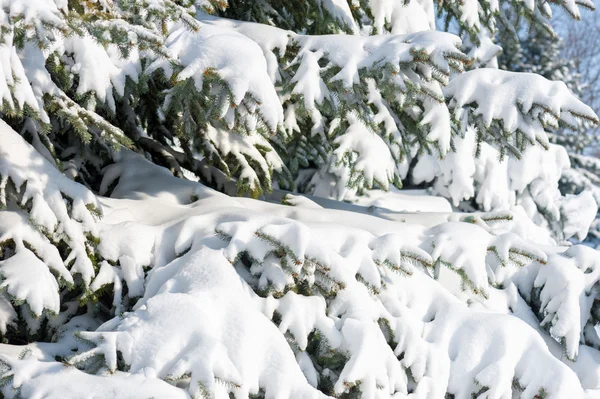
[499,24,582,92]
[497,19,600,246]
[408,14,600,244]
[0,0,599,397]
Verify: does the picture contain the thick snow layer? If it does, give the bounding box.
[445,69,598,149]
[62,34,140,112]
[1,67,600,399]
[0,119,599,397]
[331,114,397,190]
[0,0,65,30]
[149,21,284,133]
[295,31,461,90]
[411,127,597,244]
[74,248,325,398]
[0,121,99,290]
[0,140,587,397]
[0,247,60,317]
[0,35,40,116]
[0,354,189,399]
[350,188,453,213]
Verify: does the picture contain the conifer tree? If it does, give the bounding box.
[0,0,599,398]
[497,18,600,245]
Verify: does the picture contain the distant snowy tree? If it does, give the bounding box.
[0,0,599,398]
[498,23,582,92]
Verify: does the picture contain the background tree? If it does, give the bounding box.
[559,9,600,135]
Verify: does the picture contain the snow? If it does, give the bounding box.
[74,248,325,398]
[0,247,60,317]
[561,191,598,241]
[350,188,453,213]
[0,2,600,398]
[0,0,65,28]
[0,120,99,288]
[62,35,141,112]
[0,138,587,397]
[149,21,284,133]
[196,14,292,81]
[2,121,598,396]
[368,0,433,34]
[294,30,462,90]
[534,254,586,360]
[1,354,190,399]
[445,69,598,150]
[412,126,597,244]
[0,35,40,115]
[331,114,397,191]
[314,0,357,32]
